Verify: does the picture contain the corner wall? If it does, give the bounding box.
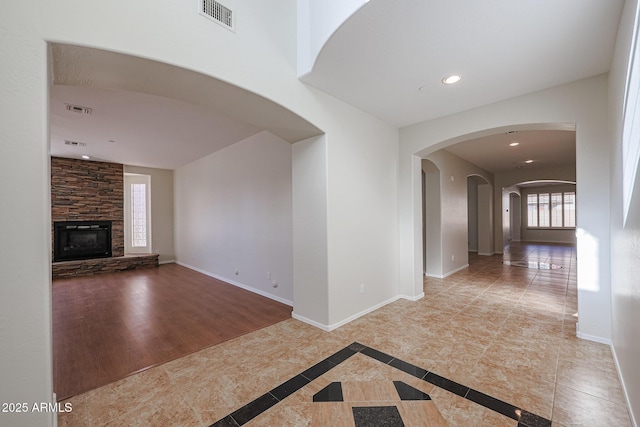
[174,131,294,305]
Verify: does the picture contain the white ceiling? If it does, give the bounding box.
[444,129,576,174]
[302,0,624,128]
[49,0,624,171]
[49,44,322,169]
[50,86,262,170]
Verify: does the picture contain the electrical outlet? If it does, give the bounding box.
[266,271,271,280]
[451,255,455,261]
[272,280,278,288]
[235,269,239,275]
[360,283,365,294]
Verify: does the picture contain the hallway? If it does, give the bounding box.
[58,244,631,426]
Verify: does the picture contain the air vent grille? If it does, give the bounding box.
[64,140,87,147]
[65,104,92,115]
[200,0,234,30]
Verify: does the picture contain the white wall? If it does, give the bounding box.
[423,160,442,278]
[124,165,175,263]
[292,135,329,325]
[608,0,640,423]
[400,76,611,342]
[0,15,53,426]
[477,183,493,255]
[174,131,294,305]
[324,103,399,327]
[467,179,479,252]
[423,150,493,277]
[509,192,522,242]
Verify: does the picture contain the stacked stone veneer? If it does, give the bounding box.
[51,157,159,278]
[52,254,159,278]
[51,157,125,257]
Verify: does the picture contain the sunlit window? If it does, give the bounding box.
[539,193,550,227]
[527,194,538,227]
[527,191,575,228]
[131,183,147,247]
[622,2,640,222]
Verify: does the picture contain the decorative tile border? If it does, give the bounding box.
[211,342,551,427]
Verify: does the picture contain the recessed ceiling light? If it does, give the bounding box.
[81,155,90,160]
[442,75,461,85]
[525,159,534,164]
[509,142,520,147]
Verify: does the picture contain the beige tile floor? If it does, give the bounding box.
[58,244,632,426]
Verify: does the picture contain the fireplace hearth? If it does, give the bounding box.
[54,221,112,262]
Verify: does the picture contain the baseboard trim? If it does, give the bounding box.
[175,262,294,307]
[293,293,417,332]
[291,312,331,331]
[158,259,176,265]
[443,264,469,278]
[575,323,612,345]
[425,264,469,279]
[400,292,424,302]
[611,344,638,427]
[478,252,495,256]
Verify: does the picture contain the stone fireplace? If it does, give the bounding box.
[53,220,112,262]
[51,157,157,278]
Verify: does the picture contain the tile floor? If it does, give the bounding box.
[58,244,632,426]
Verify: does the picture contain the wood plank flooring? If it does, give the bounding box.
[52,263,292,401]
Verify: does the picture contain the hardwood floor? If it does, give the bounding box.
[52,263,292,401]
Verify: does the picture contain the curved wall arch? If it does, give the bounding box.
[297,0,368,76]
[400,75,610,342]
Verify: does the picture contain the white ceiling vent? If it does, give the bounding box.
[199,0,234,31]
[65,104,92,115]
[64,140,87,147]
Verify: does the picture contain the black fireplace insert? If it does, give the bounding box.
[53,221,112,262]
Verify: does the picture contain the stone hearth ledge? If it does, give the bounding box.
[52,254,159,279]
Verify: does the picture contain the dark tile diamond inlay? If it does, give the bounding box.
[270,374,310,401]
[300,358,336,381]
[423,372,469,397]
[211,342,552,426]
[313,381,344,402]
[360,346,394,364]
[393,381,431,401]
[210,415,239,427]
[352,406,405,427]
[388,358,428,379]
[519,410,552,427]
[348,342,367,352]
[466,388,520,421]
[228,393,279,425]
[326,346,357,365]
